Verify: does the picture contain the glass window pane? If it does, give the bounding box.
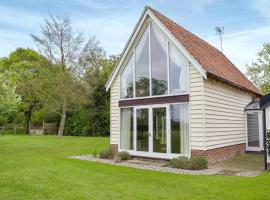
[170,104,189,154]
[135,27,150,97]
[121,54,134,98]
[151,23,168,96]
[169,43,188,94]
[247,113,260,147]
[136,108,149,151]
[120,108,133,150]
[153,107,167,153]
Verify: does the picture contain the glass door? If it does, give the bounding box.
[152,107,167,153]
[136,108,149,152]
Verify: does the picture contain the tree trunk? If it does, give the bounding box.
[24,108,32,135]
[58,100,67,137]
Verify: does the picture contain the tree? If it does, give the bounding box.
[65,55,118,136]
[0,48,45,133]
[31,15,103,136]
[0,72,20,125]
[247,43,270,94]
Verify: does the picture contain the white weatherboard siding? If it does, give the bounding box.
[110,76,120,145]
[204,79,252,150]
[189,64,205,150]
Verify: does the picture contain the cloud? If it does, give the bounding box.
[250,0,270,18]
[207,25,270,72]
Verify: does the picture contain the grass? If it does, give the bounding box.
[0,135,269,200]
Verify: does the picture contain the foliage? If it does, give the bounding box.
[190,156,208,170]
[91,149,98,158]
[169,156,208,170]
[266,130,270,155]
[246,43,270,94]
[117,151,131,160]
[0,48,46,132]
[169,156,191,169]
[98,147,113,159]
[65,55,118,136]
[31,15,103,136]
[0,75,21,125]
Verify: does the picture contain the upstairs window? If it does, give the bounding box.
[169,43,188,94]
[151,23,168,96]
[135,27,150,97]
[121,54,134,98]
[120,21,188,99]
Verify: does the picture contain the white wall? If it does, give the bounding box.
[203,79,253,150]
[189,64,205,150]
[110,76,120,145]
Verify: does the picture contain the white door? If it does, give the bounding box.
[246,111,264,151]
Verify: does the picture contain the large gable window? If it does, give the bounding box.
[120,21,188,99]
[169,43,188,94]
[151,22,168,96]
[121,54,134,98]
[135,27,150,97]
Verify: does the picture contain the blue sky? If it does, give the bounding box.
[0,0,270,72]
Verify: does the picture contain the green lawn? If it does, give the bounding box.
[0,135,269,200]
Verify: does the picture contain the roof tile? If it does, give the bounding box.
[149,7,260,94]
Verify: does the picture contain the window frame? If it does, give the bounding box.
[118,102,190,159]
[119,20,189,101]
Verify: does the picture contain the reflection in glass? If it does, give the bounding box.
[153,107,167,153]
[151,23,168,95]
[135,27,150,97]
[121,54,134,98]
[120,108,133,150]
[169,43,188,94]
[136,108,149,151]
[170,104,189,154]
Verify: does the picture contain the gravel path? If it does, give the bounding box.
[70,155,261,176]
[70,155,220,176]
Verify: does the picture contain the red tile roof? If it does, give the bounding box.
[149,7,260,95]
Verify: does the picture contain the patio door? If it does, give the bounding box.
[135,105,168,154]
[246,111,263,151]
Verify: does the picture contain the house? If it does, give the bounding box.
[105,6,263,164]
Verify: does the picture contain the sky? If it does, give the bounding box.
[0,0,270,73]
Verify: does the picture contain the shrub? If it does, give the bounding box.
[117,151,131,160]
[98,147,113,159]
[91,149,98,158]
[169,156,208,170]
[169,156,191,169]
[190,156,208,170]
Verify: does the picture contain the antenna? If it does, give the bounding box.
[215,26,224,52]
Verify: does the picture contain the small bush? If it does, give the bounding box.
[117,151,131,160]
[190,156,208,170]
[91,149,98,158]
[98,147,113,159]
[169,156,208,170]
[169,156,191,169]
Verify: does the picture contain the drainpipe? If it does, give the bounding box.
[263,109,268,170]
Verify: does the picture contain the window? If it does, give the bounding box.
[120,108,133,150]
[151,23,168,96]
[121,54,134,98]
[170,104,189,154]
[169,43,188,94]
[135,27,150,97]
[120,21,189,99]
